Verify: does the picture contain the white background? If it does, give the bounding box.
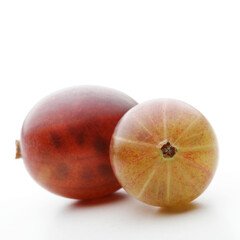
[0,1,240,239]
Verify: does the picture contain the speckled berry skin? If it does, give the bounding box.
[20,86,137,199]
[110,99,218,207]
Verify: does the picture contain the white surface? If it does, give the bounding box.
[0,1,240,239]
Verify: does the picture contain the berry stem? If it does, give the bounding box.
[15,140,22,159]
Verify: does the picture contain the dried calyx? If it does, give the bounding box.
[160,141,177,158]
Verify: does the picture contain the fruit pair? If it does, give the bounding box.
[17,86,218,207]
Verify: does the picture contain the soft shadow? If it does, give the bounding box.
[132,200,205,219]
[66,191,128,211]
[158,202,202,215]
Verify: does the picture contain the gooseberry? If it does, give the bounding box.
[110,99,218,207]
[17,86,137,199]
